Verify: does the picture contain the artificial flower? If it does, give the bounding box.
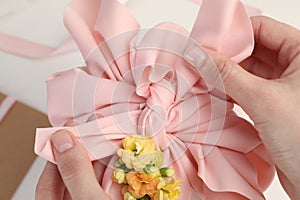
[126,171,159,199]
[155,179,181,200]
[159,168,175,177]
[112,169,126,184]
[124,192,137,200]
[123,135,157,155]
[113,135,181,199]
[144,165,161,178]
[117,139,163,171]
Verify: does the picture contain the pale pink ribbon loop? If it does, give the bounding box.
[0,96,16,123]
[0,0,128,59]
[32,0,274,199]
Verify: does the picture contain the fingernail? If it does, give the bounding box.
[87,113,103,122]
[183,45,207,69]
[64,120,77,127]
[51,130,74,153]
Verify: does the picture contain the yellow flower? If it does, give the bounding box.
[162,179,181,191]
[117,135,163,171]
[117,149,135,169]
[157,177,166,189]
[126,171,159,199]
[118,149,163,171]
[112,169,126,184]
[154,190,165,200]
[123,136,137,152]
[144,166,161,178]
[122,135,157,155]
[154,179,181,200]
[168,189,180,199]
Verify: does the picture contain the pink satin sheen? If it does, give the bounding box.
[34,0,274,199]
[0,96,16,123]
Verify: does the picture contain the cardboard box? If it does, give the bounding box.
[0,92,50,200]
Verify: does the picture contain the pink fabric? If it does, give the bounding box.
[0,1,128,59]
[0,96,16,123]
[35,0,274,199]
[0,33,77,59]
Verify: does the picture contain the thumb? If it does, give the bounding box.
[183,45,267,110]
[51,130,109,200]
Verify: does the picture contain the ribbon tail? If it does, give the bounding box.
[35,121,126,163]
[35,126,94,164]
[0,96,16,123]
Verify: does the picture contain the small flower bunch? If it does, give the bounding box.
[112,135,181,200]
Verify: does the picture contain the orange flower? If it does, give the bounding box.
[126,171,159,199]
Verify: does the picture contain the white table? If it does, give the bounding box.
[0,0,298,199]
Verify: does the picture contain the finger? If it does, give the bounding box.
[251,16,300,67]
[87,113,104,122]
[251,42,279,67]
[64,120,77,127]
[183,45,269,111]
[240,42,287,79]
[51,130,110,200]
[62,121,80,200]
[208,87,236,103]
[276,167,297,199]
[35,162,65,200]
[63,189,72,200]
[240,56,285,80]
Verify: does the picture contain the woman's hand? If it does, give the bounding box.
[36,118,110,200]
[184,16,300,199]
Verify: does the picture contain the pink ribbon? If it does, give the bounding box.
[0,33,77,59]
[33,0,274,199]
[0,0,261,60]
[0,96,16,123]
[0,0,129,59]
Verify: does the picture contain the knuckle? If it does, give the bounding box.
[36,177,63,197]
[36,181,59,195]
[58,155,83,182]
[216,58,234,84]
[35,163,63,198]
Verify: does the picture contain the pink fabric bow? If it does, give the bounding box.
[35,0,274,199]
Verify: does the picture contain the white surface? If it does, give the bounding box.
[0,0,298,199]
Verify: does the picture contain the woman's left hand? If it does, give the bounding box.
[35,127,111,200]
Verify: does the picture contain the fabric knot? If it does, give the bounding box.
[35,0,275,199]
[137,76,176,136]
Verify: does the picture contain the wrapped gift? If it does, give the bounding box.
[0,92,50,200]
[35,0,275,199]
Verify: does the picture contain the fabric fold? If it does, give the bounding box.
[35,0,274,199]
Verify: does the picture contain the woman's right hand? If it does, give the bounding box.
[184,16,300,199]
